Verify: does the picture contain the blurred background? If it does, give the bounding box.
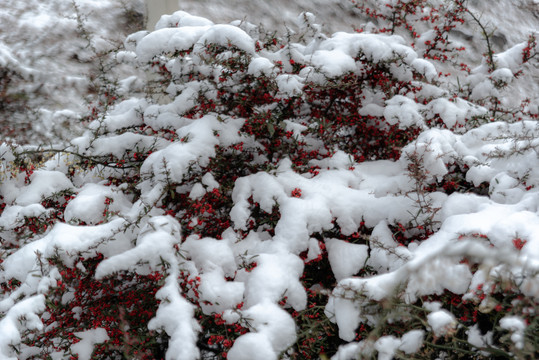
[146,0,358,33]
[1,0,537,145]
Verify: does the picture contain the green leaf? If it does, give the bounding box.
[267,122,275,137]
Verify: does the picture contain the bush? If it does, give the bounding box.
[0,3,538,360]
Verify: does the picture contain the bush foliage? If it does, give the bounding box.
[0,1,538,359]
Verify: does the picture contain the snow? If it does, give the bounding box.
[100,98,148,132]
[198,267,245,313]
[0,204,49,231]
[0,237,49,283]
[399,330,425,354]
[90,132,167,158]
[243,253,306,310]
[201,172,220,189]
[467,325,493,349]
[425,98,486,129]
[15,171,73,206]
[325,238,368,281]
[228,301,297,359]
[307,32,419,79]
[194,24,255,54]
[227,333,276,360]
[1,2,539,359]
[140,115,242,184]
[490,68,514,83]
[384,95,424,128]
[310,49,356,77]
[188,182,206,200]
[374,336,401,360]
[368,226,409,273]
[242,301,297,352]
[136,26,210,62]
[325,295,360,341]
[427,310,457,337]
[500,316,530,353]
[231,162,415,242]
[0,295,45,360]
[71,328,110,360]
[95,216,181,277]
[155,10,214,30]
[148,269,201,360]
[248,57,276,76]
[276,74,304,95]
[183,236,237,276]
[330,342,361,360]
[411,58,438,81]
[304,237,323,262]
[64,183,131,225]
[137,23,254,63]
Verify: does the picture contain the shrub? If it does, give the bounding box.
[1,3,538,360]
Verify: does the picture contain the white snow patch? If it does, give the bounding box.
[399,330,425,354]
[427,310,457,337]
[325,238,368,281]
[499,316,526,349]
[16,171,73,206]
[71,328,110,360]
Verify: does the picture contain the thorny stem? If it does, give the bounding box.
[15,148,142,170]
[462,4,496,71]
